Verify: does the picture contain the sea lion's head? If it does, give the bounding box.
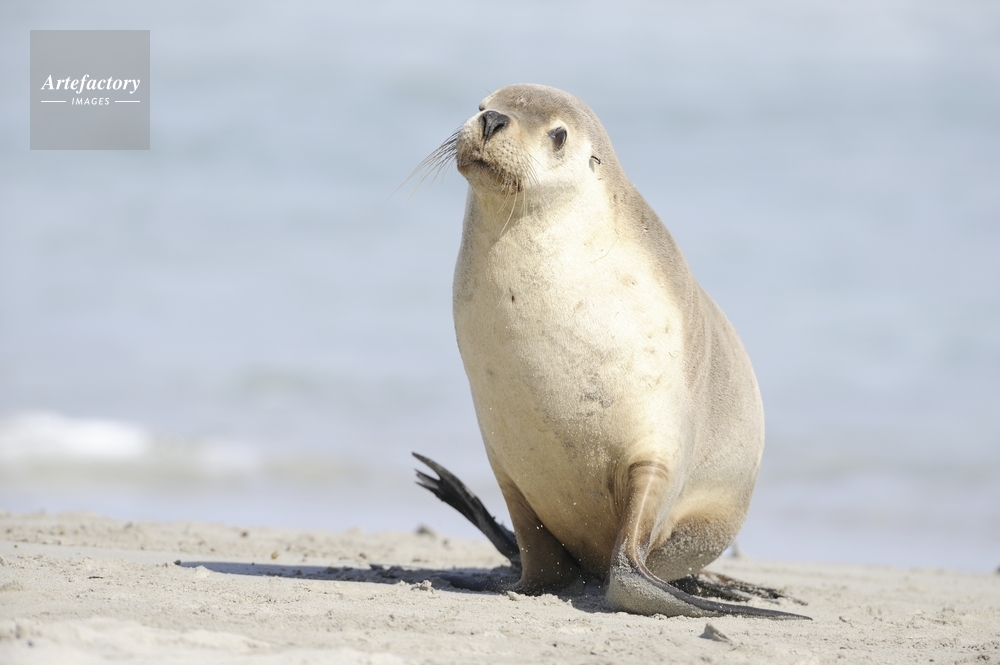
[452,84,618,202]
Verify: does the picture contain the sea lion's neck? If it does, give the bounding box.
[463,181,608,244]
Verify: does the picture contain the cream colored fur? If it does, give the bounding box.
[452,84,765,606]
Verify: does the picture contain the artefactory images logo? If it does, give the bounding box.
[30,30,150,150]
[40,73,143,103]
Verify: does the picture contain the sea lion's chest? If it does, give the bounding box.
[453,197,686,469]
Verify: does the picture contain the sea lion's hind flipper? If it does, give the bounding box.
[672,572,808,606]
[412,453,521,567]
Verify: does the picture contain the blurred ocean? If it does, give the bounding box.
[1,1,997,572]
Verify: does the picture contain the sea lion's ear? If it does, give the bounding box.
[589,155,602,170]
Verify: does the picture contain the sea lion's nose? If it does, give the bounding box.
[481,110,509,141]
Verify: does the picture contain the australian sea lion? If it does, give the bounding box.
[415,84,807,619]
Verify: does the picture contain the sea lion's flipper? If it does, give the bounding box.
[412,453,521,567]
[493,472,583,592]
[607,462,811,620]
[672,572,808,606]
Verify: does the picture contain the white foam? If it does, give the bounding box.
[0,411,303,485]
[0,412,152,462]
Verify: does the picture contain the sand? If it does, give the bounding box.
[1,510,997,664]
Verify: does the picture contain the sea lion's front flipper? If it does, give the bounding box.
[493,472,583,593]
[607,462,811,620]
[412,453,521,567]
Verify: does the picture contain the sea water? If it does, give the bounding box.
[1,0,998,573]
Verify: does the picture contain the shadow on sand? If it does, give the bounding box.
[175,559,609,612]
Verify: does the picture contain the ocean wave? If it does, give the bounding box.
[0,411,363,489]
[0,412,152,461]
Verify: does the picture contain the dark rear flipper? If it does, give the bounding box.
[413,453,520,568]
[672,571,808,606]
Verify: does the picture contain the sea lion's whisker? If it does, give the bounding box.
[406,130,460,198]
[498,188,518,237]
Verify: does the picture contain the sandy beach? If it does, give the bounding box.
[0,510,996,664]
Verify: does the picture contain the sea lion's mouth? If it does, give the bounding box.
[457,157,522,193]
[457,156,494,175]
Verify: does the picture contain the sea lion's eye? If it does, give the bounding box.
[549,127,567,151]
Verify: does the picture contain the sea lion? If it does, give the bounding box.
[415,84,807,619]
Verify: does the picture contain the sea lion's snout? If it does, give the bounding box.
[480,110,509,141]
